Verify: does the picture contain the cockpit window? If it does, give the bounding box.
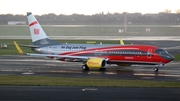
[155,49,168,55]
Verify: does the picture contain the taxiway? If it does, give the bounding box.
[0,86,179,101]
[0,55,180,81]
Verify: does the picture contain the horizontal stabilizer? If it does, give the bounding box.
[18,44,39,48]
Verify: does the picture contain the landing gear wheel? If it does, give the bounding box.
[154,67,159,72]
[82,65,89,71]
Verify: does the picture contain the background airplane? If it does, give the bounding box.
[14,12,174,72]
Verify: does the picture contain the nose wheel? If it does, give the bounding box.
[154,67,159,72]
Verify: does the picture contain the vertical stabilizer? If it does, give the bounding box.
[27,12,60,46]
[27,12,48,42]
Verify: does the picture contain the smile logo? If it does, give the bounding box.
[34,28,40,35]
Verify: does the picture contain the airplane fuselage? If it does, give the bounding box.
[33,44,174,65]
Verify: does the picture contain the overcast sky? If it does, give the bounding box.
[0,0,180,15]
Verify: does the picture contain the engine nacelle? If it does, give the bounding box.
[86,58,107,68]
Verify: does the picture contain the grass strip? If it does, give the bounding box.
[0,75,180,88]
[174,54,180,61]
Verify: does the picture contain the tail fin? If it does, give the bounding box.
[27,12,59,46]
[27,12,48,42]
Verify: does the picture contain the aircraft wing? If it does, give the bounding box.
[18,44,40,48]
[13,41,39,48]
[26,53,89,60]
[14,41,102,60]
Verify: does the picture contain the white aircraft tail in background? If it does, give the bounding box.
[27,12,60,47]
[27,12,48,42]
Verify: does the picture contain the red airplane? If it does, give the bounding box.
[14,12,174,72]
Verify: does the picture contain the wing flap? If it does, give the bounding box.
[14,41,107,61]
[18,44,40,48]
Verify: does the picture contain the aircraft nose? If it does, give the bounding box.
[171,55,175,61]
[167,54,174,61]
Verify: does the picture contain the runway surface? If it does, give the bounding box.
[0,55,180,81]
[0,86,180,101]
[0,55,180,101]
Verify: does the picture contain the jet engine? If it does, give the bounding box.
[86,58,107,69]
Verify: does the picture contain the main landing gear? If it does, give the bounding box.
[81,64,106,71]
[82,65,89,71]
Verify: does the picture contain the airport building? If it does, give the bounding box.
[7,21,26,25]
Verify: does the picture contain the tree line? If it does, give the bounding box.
[1,12,180,25]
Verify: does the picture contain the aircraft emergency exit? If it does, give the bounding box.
[14,12,174,72]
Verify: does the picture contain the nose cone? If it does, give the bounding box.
[166,54,174,61]
[170,55,175,61]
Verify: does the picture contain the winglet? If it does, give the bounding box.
[120,38,124,45]
[14,41,24,54]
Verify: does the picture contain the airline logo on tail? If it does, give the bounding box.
[29,21,40,35]
[34,28,40,35]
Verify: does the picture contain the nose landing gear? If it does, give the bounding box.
[154,64,163,72]
[154,67,159,72]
